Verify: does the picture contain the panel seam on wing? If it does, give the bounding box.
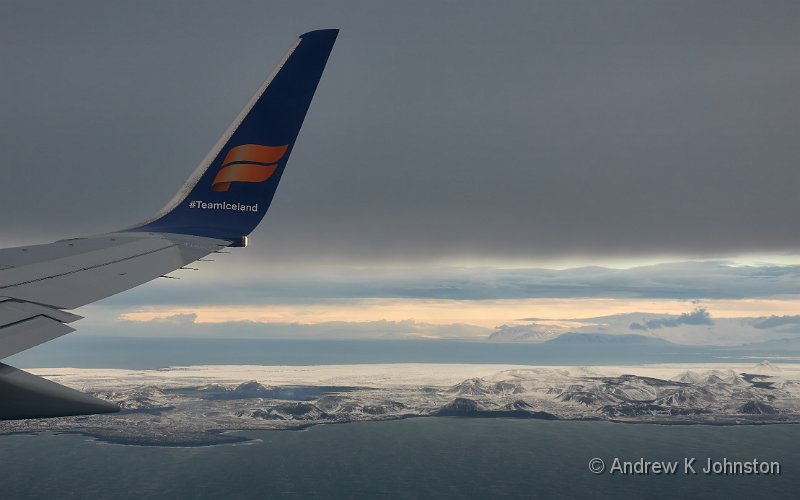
[0,243,179,289]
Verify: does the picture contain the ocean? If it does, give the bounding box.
[4,336,799,498]
[6,336,796,369]
[1,418,797,499]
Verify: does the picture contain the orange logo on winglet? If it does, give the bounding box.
[211,144,288,192]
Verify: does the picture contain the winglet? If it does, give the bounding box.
[132,29,339,240]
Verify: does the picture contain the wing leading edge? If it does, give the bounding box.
[0,30,339,420]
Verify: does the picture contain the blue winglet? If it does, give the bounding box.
[132,29,339,241]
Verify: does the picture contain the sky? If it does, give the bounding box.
[1,1,800,345]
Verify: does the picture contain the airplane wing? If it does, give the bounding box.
[0,29,339,420]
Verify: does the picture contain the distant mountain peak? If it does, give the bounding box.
[543,333,672,345]
[751,360,782,374]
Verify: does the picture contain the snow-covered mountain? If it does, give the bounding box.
[3,362,799,445]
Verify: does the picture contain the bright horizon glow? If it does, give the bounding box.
[119,297,800,329]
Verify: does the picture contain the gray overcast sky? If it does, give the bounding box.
[1,1,799,265]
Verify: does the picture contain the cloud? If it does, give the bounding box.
[96,260,800,308]
[72,300,800,346]
[143,313,198,325]
[630,308,713,330]
[112,315,491,340]
[752,315,800,330]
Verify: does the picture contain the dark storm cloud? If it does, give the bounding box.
[1,1,799,263]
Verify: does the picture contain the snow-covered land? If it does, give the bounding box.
[2,362,798,445]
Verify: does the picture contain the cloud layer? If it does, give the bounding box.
[96,260,800,307]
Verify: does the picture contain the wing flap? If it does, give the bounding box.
[0,298,84,358]
[0,297,82,324]
[0,317,74,359]
[0,362,118,420]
